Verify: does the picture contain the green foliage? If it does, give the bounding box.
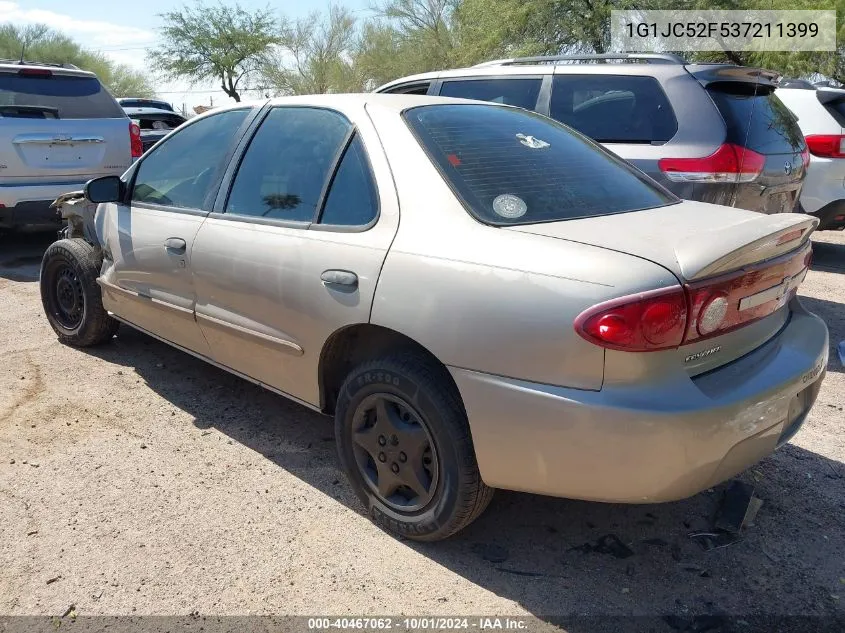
[148,1,280,102]
[0,23,156,97]
[262,4,361,95]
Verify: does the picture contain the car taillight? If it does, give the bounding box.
[575,244,811,352]
[658,143,765,183]
[804,135,845,159]
[18,68,52,77]
[574,288,688,352]
[129,122,142,158]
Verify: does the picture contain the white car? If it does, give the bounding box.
[777,81,845,231]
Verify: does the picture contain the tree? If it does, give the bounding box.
[149,2,280,102]
[0,24,156,97]
[262,5,361,95]
[375,0,457,69]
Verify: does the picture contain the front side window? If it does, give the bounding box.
[439,78,542,110]
[131,108,250,210]
[550,75,678,143]
[404,104,677,226]
[225,107,351,222]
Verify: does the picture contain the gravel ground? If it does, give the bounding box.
[0,230,843,629]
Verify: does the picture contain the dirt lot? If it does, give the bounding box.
[1,230,844,630]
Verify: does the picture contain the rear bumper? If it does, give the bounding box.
[0,180,89,230]
[451,298,828,503]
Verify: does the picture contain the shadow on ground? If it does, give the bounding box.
[811,238,845,274]
[80,327,845,631]
[0,233,54,282]
[800,296,844,375]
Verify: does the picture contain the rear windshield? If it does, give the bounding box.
[131,112,186,130]
[550,75,678,143]
[119,99,173,110]
[404,104,677,226]
[707,83,805,154]
[822,97,845,127]
[0,72,124,119]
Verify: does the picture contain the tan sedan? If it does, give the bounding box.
[40,95,828,540]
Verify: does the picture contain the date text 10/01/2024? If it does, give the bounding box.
[625,21,819,39]
[307,618,529,630]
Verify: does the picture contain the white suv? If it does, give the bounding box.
[0,61,139,232]
[777,80,845,231]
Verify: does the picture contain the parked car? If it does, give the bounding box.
[40,95,828,541]
[377,53,809,216]
[777,80,845,230]
[116,97,175,112]
[0,60,138,232]
[123,107,187,153]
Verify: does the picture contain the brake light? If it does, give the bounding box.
[658,143,765,183]
[575,288,688,352]
[18,68,52,77]
[804,135,845,159]
[129,121,142,158]
[575,244,811,352]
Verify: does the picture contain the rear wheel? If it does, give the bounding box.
[40,238,118,347]
[335,354,493,541]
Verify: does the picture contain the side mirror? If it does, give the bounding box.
[84,176,123,204]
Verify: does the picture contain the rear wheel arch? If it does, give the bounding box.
[318,323,462,415]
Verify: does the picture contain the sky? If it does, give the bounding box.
[0,0,372,111]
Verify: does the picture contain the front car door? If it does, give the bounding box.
[96,107,254,355]
[190,101,399,407]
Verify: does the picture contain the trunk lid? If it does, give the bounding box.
[0,68,131,180]
[507,201,817,376]
[506,200,816,281]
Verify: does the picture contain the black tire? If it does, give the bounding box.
[40,238,119,347]
[335,354,494,541]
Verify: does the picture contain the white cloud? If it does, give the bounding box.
[0,1,155,50]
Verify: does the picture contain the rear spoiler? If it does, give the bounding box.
[674,214,818,281]
[685,65,779,89]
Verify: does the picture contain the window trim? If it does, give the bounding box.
[213,104,381,233]
[382,80,435,96]
[435,75,547,112]
[549,73,679,145]
[126,106,257,215]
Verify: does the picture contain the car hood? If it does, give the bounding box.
[504,200,817,282]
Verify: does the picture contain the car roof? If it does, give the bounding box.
[261,92,506,112]
[0,60,95,78]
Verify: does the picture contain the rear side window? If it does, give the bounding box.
[439,78,542,110]
[319,135,378,226]
[550,75,677,143]
[708,84,805,154]
[225,107,351,222]
[404,104,676,226]
[132,113,186,130]
[0,72,124,119]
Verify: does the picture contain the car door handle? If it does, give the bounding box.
[164,238,186,253]
[321,269,358,289]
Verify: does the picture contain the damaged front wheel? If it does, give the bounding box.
[40,238,119,347]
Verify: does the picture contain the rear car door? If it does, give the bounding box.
[97,108,253,356]
[190,103,399,406]
[0,68,130,181]
[437,76,547,111]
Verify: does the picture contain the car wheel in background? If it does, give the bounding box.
[335,354,494,541]
[40,238,119,347]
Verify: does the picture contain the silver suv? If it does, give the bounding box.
[377,53,809,215]
[0,60,136,232]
